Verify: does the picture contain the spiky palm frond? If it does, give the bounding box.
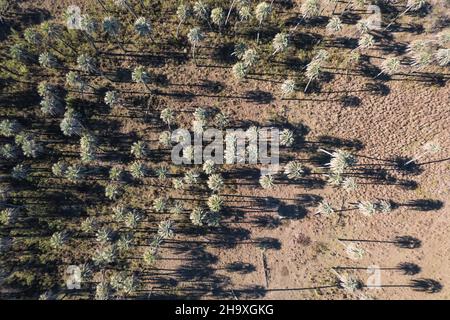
[105,184,122,200]
[272,32,289,55]
[190,207,206,226]
[153,197,167,213]
[158,219,174,239]
[207,194,223,212]
[207,174,224,192]
[284,161,304,179]
[211,7,225,27]
[358,201,377,217]
[130,140,148,159]
[129,161,146,179]
[316,200,334,216]
[259,174,275,189]
[327,16,342,33]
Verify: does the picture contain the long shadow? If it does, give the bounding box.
[338,235,422,249]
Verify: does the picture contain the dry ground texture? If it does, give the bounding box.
[0,0,449,300]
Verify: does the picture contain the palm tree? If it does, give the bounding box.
[0,208,19,226]
[93,245,117,265]
[185,169,201,187]
[134,17,155,43]
[40,95,63,116]
[52,161,68,177]
[326,16,343,33]
[280,79,296,98]
[272,32,289,56]
[333,270,363,293]
[103,16,126,52]
[21,137,42,158]
[187,27,205,61]
[232,62,247,80]
[176,3,191,37]
[96,227,113,244]
[170,200,184,216]
[39,52,59,69]
[0,119,21,137]
[80,14,99,51]
[160,108,175,128]
[130,140,148,159]
[407,40,434,70]
[207,194,223,212]
[80,134,98,163]
[158,220,174,239]
[240,48,259,70]
[316,200,334,216]
[155,165,169,180]
[232,42,247,59]
[112,273,139,297]
[9,43,31,63]
[304,60,321,92]
[284,161,304,180]
[132,65,152,92]
[356,19,371,35]
[203,159,216,175]
[159,131,172,147]
[24,27,43,47]
[319,148,357,174]
[117,233,134,253]
[60,109,83,136]
[129,161,147,179]
[279,129,294,147]
[143,249,157,266]
[376,57,401,78]
[376,200,392,213]
[214,112,230,129]
[40,21,77,54]
[327,173,343,186]
[238,4,252,22]
[259,174,275,189]
[105,184,122,200]
[77,54,106,79]
[211,7,225,30]
[358,201,377,217]
[172,177,185,190]
[49,231,68,250]
[435,48,450,66]
[358,34,375,50]
[342,177,358,192]
[153,197,167,213]
[207,174,224,192]
[11,163,30,181]
[105,90,119,107]
[66,164,84,183]
[255,2,272,43]
[193,1,211,28]
[190,207,206,226]
[300,0,321,20]
[1,144,19,161]
[112,205,127,223]
[124,210,142,229]
[81,217,97,233]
